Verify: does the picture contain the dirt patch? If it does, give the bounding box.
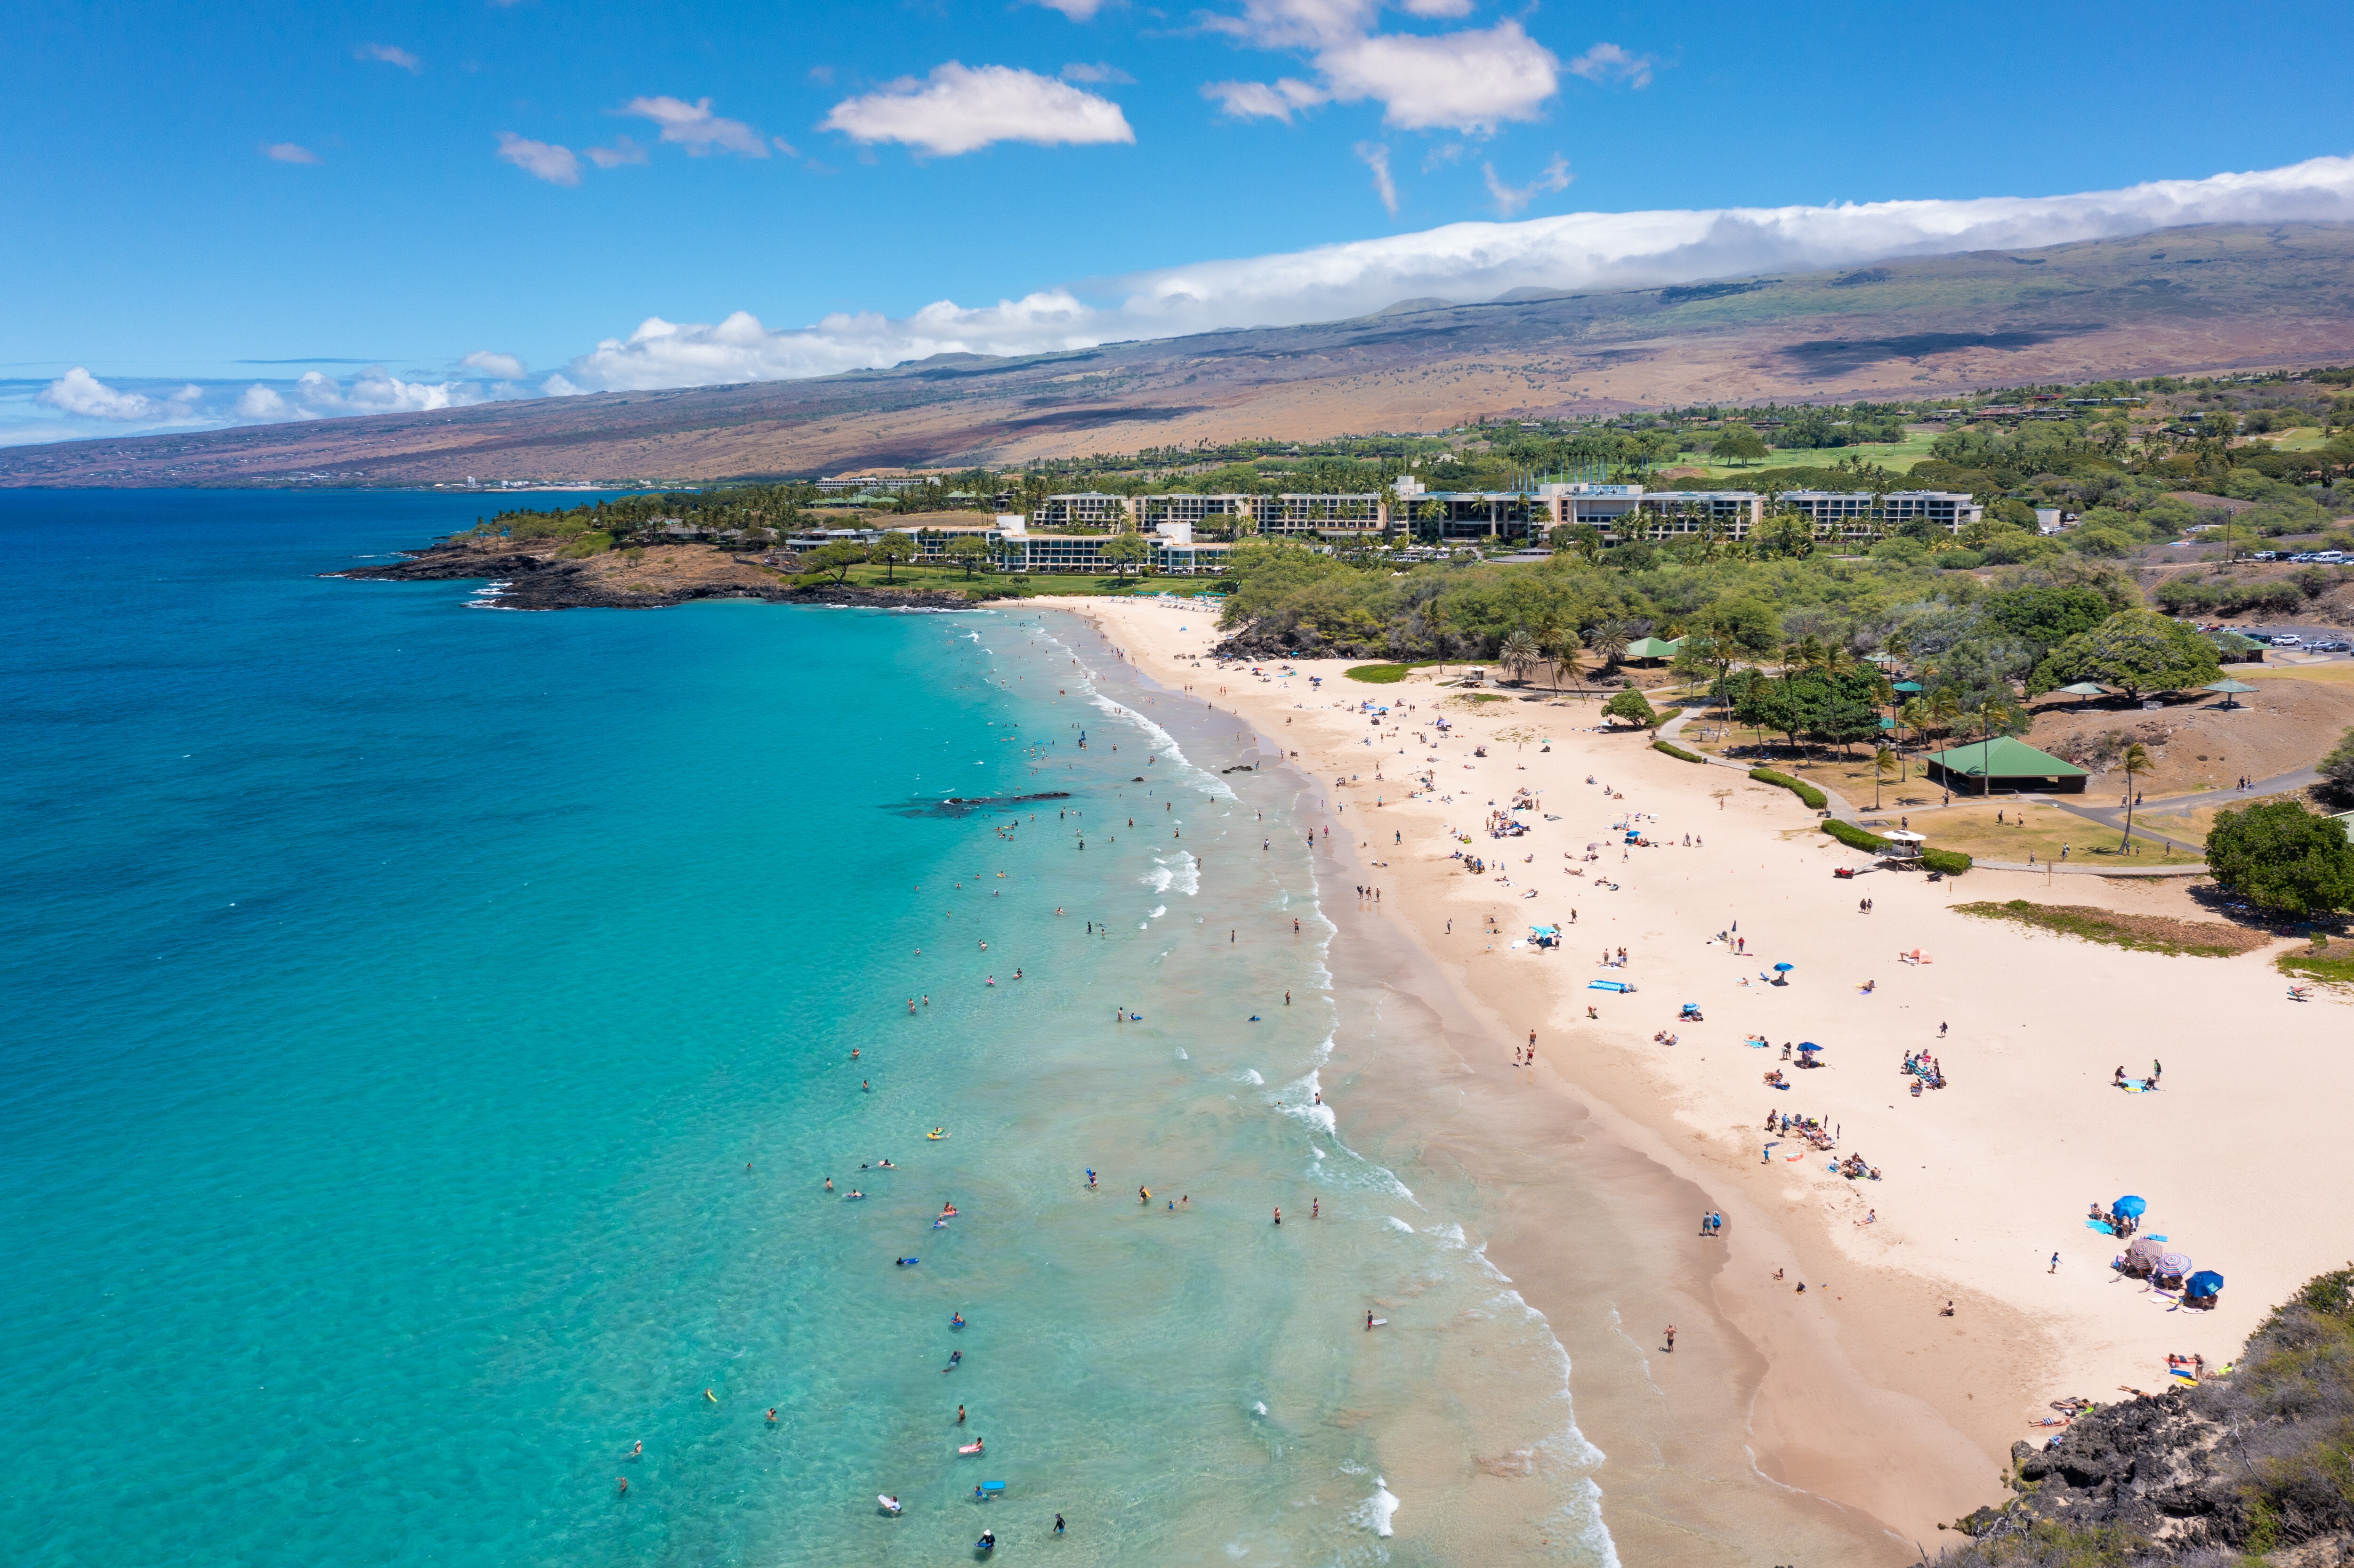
[1952,899,2274,957]
[2024,678,2354,795]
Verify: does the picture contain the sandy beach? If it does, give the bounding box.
[1059,593,2354,1560]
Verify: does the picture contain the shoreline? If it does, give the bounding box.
[1056,594,2354,1556]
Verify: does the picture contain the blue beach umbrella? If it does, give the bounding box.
[2185,1270,2224,1298]
[1796,1041,1823,1053]
[1773,962,1796,972]
[2113,1195,2147,1218]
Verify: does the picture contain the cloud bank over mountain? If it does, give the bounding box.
[564,155,2354,389]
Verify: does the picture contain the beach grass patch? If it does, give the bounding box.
[2277,936,2354,988]
[1953,899,2267,957]
[1466,693,1508,705]
[1345,663,1411,683]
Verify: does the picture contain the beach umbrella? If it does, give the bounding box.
[1892,681,1925,693]
[2186,1270,2224,1298]
[1796,1042,1823,1054]
[2155,1252,2193,1277]
[1773,962,1796,972]
[2123,1238,2165,1273]
[2113,1195,2147,1219]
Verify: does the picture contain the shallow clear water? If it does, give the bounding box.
[0,491,1608,1566]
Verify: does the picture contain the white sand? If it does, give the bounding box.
[1063,594,2353,1547]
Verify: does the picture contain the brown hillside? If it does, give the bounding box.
[8,221,2354,488]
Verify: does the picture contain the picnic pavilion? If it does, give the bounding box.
[1922,736,2091,795]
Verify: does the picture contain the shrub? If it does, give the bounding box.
[1602,688,1658,727]
[1935,549,1986,570]
[1653,740,1704,763]
[1821,819,1891,851]
[1750,767,1827,809]
[556,531,613,558]
[1921,847,1972,875]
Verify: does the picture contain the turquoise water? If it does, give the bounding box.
[0,491,1607,1566]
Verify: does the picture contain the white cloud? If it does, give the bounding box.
[39,368,164,421]
[1395,0,1472,13]
[461,351,528,379]
[1354,141,1398,216]
[356,42,422,72]
[235,385,297,420]
[540,373,584,396]
[1203,76,1327,121]
[1033,0,1107,17]
[293,368,484,416]
[497,132,581,185]
[1483,152,1572,216]
[822,64,1134,156]
[553,155,2354,393]
[1567,41,1655,89]
[1062,61,1136,84]
[1204,0,1380,49]
[1317,21,1558,133]
[619,96,769,158]
[264,142,320,164]
[585,135,650,169]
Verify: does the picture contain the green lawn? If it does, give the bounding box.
[791,562,1170,598]
[1674,424,1944,482]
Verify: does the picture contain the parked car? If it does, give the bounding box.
[2249,550,2280,561]
[2273,635,2305,647]
[2313,640,2351,652]
[2316,551,2347,564]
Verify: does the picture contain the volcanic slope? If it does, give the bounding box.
[8,221,2354,488]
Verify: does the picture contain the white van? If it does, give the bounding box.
[2273,635,2304,648]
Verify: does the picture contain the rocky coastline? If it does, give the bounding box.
[334,538,975,612]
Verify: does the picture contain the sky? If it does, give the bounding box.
[7,0,2353,444]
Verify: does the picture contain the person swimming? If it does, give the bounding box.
[952,1311,965,1327]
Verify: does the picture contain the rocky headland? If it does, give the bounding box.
[335,535,973,612]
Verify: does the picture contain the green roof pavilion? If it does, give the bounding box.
[1924,736,2091,795]
[2203,678,2258,709]
[1625,636,1684,661]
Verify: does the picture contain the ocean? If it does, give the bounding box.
[0,491,1611,1567]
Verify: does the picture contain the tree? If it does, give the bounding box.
[870,531,917,583]
[1872,744,1899,810]
[1587,619,1633,670]
[807,541,865,585]
[1498,627,1542,684]
[2034,609,2222,699]
[1100,532,1149,579]
[2117,741,2155,846]
[2206,799,2354,917]
[1547,627,1586,692]
[1602,688,1658,728]
[945,534,991,580]
[1982,585,2112,658]
[1715,423,1770,465]
[1754,512,1815,559]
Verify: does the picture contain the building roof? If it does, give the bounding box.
[1625,636,1684,658]
[1924,737,2089,779]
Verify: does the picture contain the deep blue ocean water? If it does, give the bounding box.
[0,491,1605,1567]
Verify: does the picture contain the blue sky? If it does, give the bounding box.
[7,0,2353,442]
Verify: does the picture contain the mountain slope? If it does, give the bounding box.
[8,222,2354,488]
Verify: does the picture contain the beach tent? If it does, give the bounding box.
[2114,1195,2148,1219]
[2202,677,2258,711]
[2185,1270,2224,1302]
[1924,736,2091,796]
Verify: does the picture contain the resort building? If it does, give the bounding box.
[1255,493,1387,539]
[1031,492,1131,530]
[1774,491,1983,537]
[1136,493,1254,536]
[987,516,1233,576]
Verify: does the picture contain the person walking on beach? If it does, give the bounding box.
[1663,1325,1676,1352]
[2050,1252,2061,1274]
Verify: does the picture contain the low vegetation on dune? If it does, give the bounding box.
[1951,900,2272,958]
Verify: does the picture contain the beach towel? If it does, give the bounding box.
[2086,1220,2117,1235]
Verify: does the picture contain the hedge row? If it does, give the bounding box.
[1653,707,1685,727]
[1653,739,1704,763]
[1814,818,1972,874]
[1749,767,1828,809]
[1821,819,1891,852]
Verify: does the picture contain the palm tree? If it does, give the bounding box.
[1872,744,1899,811]
[2118,742,2155,847]
[1498,627,1542,686]
[1547,628,1586,693]
[1587,619,1633,671]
